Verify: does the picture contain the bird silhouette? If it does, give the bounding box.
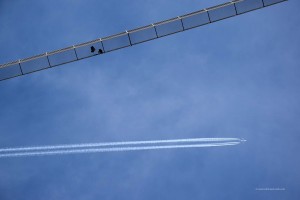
[98,49,103,54]
[90,46,96,53]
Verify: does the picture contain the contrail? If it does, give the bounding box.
[0,138,246,158]
[0,137,240,152]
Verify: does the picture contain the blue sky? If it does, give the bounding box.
[0,0,299,199]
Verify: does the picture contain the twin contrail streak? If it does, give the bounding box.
[0,138,246,158]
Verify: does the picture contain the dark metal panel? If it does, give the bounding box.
[264,0,287,6]
[155,19,184,37]
[235,0,264,14]
[208,3,237,22]
[102,34,131,52]
[75,40,104,59]
[20,56,50,74]
[48,49,77,67]
[129,26,158,44]
[0,63,22,81]
[181,11,210,30]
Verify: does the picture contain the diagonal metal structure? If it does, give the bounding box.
[0,0,287,82]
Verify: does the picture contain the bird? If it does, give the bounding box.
[98,49,103,54]
[90,46,96,53]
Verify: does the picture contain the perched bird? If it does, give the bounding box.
[90,46,96,53]
[98,49,103,54]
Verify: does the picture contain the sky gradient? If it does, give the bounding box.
[0,0,299,199]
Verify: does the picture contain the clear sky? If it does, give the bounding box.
[0,0,299,199]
